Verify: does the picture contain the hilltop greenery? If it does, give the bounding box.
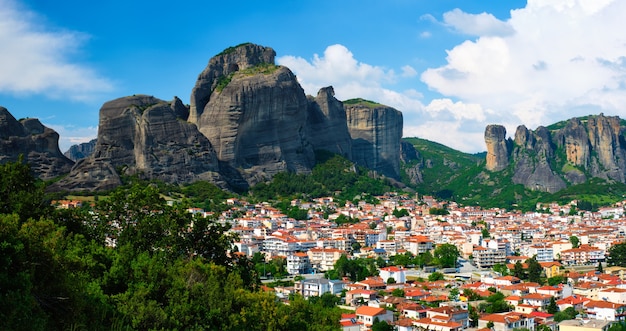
[342,98,382,108]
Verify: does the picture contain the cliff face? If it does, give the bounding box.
[484,125,510,171]
[64,139,97,162]
[12,43,406,192]
[196,65,314,190]
[189,43,276,124]
[50,95,224,192]
[0,107,73,180]
[345,103,403,179]
[485,113,626,192]
[306,87,352,159]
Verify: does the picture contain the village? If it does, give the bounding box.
[219,193,625,331]
[55,193,626,331]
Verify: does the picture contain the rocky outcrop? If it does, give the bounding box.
[484,125,510,171]
[345,102,403,178]
[306,87,352,159]
[195,64,315,190]
[511,125,566,192]
[11,43,406,192]
[50,95,224,192]
[189,43,276,124]
[400,141,423,184]
[0,107,74,180]
[486,113,626,193]
[64,139,97,162]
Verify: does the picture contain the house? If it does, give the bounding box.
[599,287,626,304]
[478,312,535,331]
[294,278,344,298]
[556,295,590,311]
[379,266,406,284]
[287,252,311,275]
[346,289,378,306]
[412,317,463,331]
[536,286,564,299]
[355,306,394,331]
[584,300,626,321]
[339,313,361,331]
[558,319,612,331]
[605,266,626,280]
[539,261,563,278]
[307,248,345,271]
[529,311,556,331]
[426,306,470,329]
[522,293,553,310]
[473,246,506,268]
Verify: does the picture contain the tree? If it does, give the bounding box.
[449,288,460,301]
[570,235,580,248]
[526,257,543,283]
[391,288,405,297]
[608,243,626,267]
[487,321,495,329]
[597,261,604,273]
[482,228,491,238]
[513,261,525,279]
[433,243,460,268]
[468,304,480,327]
[0,158,51,222]
[546,296,558,314]
[547,275,565,286]
[492,263,509,276]
[554,307,577,322]
[392,208,409,218]
[428,272,445,281]
[372,317,394,331]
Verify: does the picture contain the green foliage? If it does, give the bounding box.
[479,292,511,313]
[0,165,346,330]
[428,272,445,281]
[331,255,378,281]
[0,156,51,222]
[554,307,577,322]
[391,288,404,297]
[216,42,253,56]
[181,180,232,211]
[392,208,409,218]
[250,152,394,202]
[547,275,565,286]
[569,235,580,248]
[525,256,543,284]
[429,207,449,215]
[608,242,626,267]
[371,318,394,331]
[342,98,382,108]
[215,73,234,92]
[433,243,460,268]
[547,296,558,314]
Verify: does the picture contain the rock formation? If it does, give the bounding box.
[484,125,510,171]
[345,102,403,179]
[486,113,626,193]
[8,43,406,192]
[306,87,352,159]
[0,107,74,180]
[64,139,97,162]
[50,95,224,192]
[189,43,276,124]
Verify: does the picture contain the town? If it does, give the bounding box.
[57,192,626,331]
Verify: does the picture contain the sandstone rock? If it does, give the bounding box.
[64,139,97,162]
[484,125,510,171]
[306,87,352,159]
[0,106,74,180]
[196,65,314,190]
[50,95,224,192]
[345,101,403,178]
[189,43,276,124]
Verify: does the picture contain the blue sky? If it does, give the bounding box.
[2,0,625,153]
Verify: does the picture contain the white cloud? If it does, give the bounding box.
[422,0,626,148]
[401,65,418,78]
[443,8,515,36]
[0,0,112,99]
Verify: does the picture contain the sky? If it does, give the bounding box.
[2,0,626,154]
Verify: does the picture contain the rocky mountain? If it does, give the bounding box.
[45,43,404,192]
[49,95,225,192]
[64,139,97,162]
[484,114,626,193]
[0,107,74,180]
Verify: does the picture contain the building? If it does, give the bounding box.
[294,278,344,298]
[287,252,311,275]
[379,266,406,284]
[478,312,535,331]
[473,246,506,268]
[307,247,346,272]
[559,319,612,331]
[355,306,394,331]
